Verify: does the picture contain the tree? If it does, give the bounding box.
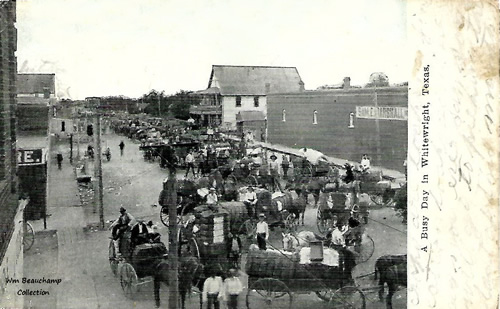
[168,90,200,120]
[142,89,169,116]
[365,72,389,87]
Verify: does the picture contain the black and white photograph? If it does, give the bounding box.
[0,0,498,308]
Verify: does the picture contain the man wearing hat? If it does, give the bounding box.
[110,207,132,255]
[268,154,282,192]
[206,187,218,206]
[255,213,269,250]
[242,186,258,218]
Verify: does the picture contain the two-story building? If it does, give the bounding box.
[190,65,304,131]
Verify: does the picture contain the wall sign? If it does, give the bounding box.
[17,149,46,166]
[356,106,408,120]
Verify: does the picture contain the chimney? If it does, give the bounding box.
[343,77,351,89]
[299,80,305,92]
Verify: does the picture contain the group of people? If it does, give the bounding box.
[202,267,243,309]
[110,207,161,256]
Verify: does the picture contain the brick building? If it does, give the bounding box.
[267,83,408,172]
[0,1,24,307]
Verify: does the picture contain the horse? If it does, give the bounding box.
[283,190,307,226]
[376,255,407,309]
[281,230,317,251]
[379,262,407,309]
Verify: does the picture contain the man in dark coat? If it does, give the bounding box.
[130,220,149,247]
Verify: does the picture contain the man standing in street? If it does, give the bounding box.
[268,154,282,192]
[202,265,224,309]
[223,269,243,309]
[119,140,125,156]
[56,153,63,170]
[256,213,268,250]
[281,154,290,179]
[185,150,196,178]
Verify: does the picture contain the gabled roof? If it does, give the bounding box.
[236,111,266,122]
[208,65,303,95]
[17,74,55,94]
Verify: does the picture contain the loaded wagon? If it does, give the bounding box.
[245,246,366,308]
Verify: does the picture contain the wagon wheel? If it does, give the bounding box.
[329,286,366,309]
[188,237,201,260]
[315,288,336,302]
[120,263,138,297]
[246,278,292,309]
[305,166,314,178]
[227,174,238,184]
[160,205,182,227]
[316,208,329,234]
[23,221,35,252]
[248,175,258,187]
[283,213,297,233]
[108,240,119,276]
[369,193,384,206]
[354,234,375,264]
[240,219,257,239]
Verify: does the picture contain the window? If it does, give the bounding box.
[236,96,241,107]
[282,109,286,122]
[61,121,66,132]
[348,112,355,128]
[254,96,259,107]
[313,110,318,124]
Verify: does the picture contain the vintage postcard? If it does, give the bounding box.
[0,0,498,308]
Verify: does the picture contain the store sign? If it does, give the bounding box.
[356,106,408,121]
[17,149,45,166]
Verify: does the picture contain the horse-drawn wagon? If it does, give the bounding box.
[245,246,366,308]
[108,229,168,298]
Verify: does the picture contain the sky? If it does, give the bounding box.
[16,0,407,100]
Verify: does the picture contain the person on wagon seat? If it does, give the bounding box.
[110,207,132,256]
[131,219,149,247]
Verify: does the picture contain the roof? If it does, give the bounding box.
[236,111,266,122]
[208,65,303,95]
[17,74,56,94]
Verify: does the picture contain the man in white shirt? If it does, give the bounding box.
[206,188,218,206]
[243,187,258,218]
[255,213,269,250]
[223,268,243,309]
[360,154,371,173]
[184,150,196,178]
[202,266,224,309]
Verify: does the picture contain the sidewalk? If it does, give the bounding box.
[30,137,100,309]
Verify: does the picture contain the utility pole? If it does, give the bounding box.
[158,93,161,116]
[94,114,105,229]
[167,169,178,309]
[69,133,73,164]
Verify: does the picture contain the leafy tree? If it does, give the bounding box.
[168,90,201,120]
[141,89,169,116]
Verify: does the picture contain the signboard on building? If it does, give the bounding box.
[17,148,46,166]
[356,106,408,121]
